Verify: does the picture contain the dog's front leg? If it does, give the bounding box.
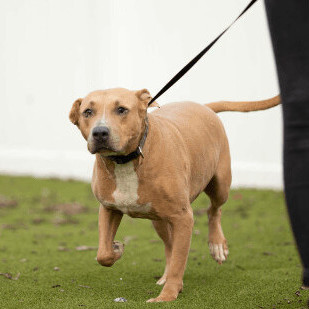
[96,205,123,267]
[147,209,194,302]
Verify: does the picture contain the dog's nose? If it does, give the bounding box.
[92,126,110,142]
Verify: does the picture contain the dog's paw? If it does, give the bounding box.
[146,297,164,303]
[208,242,229,264]
[146,295,177,303]
[146,282,182,302]
[96,241,125,267]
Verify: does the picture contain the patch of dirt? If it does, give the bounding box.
[52,216,79,226]
[0,196,18,209]
[45,203,87,216]
[1,223,28,230]
[58,246,70,252]
[232,193,243,200]
[31,187,59,208]
[32,218,45,225]
[149,239,160,243]
[75,246,97,251]
[0,272,20,280]
[262,251,274,256]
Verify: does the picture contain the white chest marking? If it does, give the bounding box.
[109,162,150,214]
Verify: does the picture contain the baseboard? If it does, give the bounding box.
[0,148,94,182]
[231,161,282,189]
[0,148,283,189]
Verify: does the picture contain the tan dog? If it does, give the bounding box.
[69,88,280,302]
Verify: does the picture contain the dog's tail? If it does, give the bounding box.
[206,95,280,113]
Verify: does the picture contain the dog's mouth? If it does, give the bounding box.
[88,142,123,156]
[96,146,112,153]
[90,145,114,154]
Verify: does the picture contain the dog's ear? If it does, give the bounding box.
[69,98,82,126]
[135,89,160,108]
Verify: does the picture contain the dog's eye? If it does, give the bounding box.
[83,109,93,118]
[117,107,128,115]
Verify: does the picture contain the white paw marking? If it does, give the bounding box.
[209,243,228,263]
[156,277,166,285]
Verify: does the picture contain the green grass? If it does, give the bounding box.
[0,175,307,309]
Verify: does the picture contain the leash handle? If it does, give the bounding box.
[148,0,259,106]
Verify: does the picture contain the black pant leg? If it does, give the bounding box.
[264,0,309,286]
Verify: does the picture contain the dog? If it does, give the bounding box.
[69,88,280,302]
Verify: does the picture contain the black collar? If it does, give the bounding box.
[106,119,149,165]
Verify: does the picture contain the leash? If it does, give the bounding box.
[107,0,258,164]
[148,0,259,107]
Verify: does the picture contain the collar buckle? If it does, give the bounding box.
[138,146,144,158]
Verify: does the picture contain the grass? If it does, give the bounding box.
[0,175,308,309]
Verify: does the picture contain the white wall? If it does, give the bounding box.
[0,0,282,188]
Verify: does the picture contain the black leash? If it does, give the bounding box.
[148,0,259,106]
[107,0,258,164]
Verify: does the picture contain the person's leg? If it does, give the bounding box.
[265,0,309,287]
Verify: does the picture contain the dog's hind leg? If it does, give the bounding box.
[152,220,173,285]
[204,151,231,264]
[96,205,124,267]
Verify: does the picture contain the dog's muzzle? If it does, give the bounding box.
[89,126,114,154]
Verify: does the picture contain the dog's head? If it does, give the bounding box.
[69,88,159,155]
